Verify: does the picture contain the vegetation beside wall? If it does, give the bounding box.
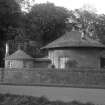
[0,93,94,105]
[0,68,105,88]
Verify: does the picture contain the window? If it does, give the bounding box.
[100,57,105,68]
[59,57,69,69]
[23,61,27,68]
[7,61,12,68]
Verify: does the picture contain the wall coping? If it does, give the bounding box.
[1,82,105,90]
[0,68,105,73]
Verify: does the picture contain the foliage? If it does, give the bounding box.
[67,9,98,38]
[0,0,22,42]
[24,3,70,45]
[0,0,23,67]
[94,15,105,44]
[68,9,105,42]
[0,93,95,105]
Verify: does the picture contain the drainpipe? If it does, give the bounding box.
[5,42,9,57]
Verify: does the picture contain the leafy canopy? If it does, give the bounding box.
[24,3,69,45]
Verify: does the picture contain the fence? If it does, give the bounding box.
[0,67,105,88]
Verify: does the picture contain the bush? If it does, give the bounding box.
[0,93,95,105]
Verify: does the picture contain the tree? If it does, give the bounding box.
[68,9,97,37]
[24,3,70,45]
[94,15,105,44]
[0,0,22,67]
[69,9,105,43]
[0,0,22,40]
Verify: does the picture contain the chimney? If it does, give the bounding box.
[5,42,9,57]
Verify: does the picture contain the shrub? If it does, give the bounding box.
[0,94,95,105]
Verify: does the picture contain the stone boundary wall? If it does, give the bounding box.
[0,68,4,82]
[0,68,105,88]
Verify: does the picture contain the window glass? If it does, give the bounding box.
[100,57,105,68]
[59,57,69,69]
[7,61,12,68]
[23,61,27,68]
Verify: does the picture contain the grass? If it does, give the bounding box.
[0,93,95,105]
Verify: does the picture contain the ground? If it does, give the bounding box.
[0,85,105,104]
[0,93,94,105]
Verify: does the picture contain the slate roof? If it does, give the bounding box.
[5,49,33,60]
[42,31,105,49]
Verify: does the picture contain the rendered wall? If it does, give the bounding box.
[49,48,103,69]
[5,60,34,69]
[5,60,23,68]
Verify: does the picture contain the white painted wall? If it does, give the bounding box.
[5,60,23,68]
[48,49,101,69]
[5,60,34,69]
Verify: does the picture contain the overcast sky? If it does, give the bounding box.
[35,0,105,14]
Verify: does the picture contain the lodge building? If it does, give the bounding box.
[42,31,105,69]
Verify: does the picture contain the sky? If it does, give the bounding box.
[34,0,105,14]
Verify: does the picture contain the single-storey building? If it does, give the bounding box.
[5,49,51,69]
[42,31,105,69]
[5,49,34,69]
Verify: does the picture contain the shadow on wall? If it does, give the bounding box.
[65,60,78,68]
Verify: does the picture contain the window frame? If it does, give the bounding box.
[7,60,12,68]
[58,56,70,69]
[100,57,105,69]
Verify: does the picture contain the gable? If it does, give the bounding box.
[5,49,33,60]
